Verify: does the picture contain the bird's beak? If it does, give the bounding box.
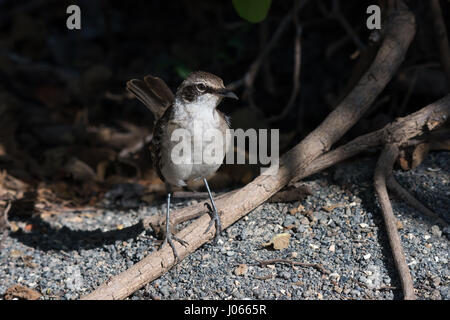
[216,88,239,100]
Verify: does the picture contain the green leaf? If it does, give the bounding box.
[232,0,272,23]
[175,64,192,79]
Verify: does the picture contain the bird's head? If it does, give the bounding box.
[175,71,238,109]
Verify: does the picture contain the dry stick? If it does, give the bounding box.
[374,145,416,300]
[226,10,292,92]
[331,0,365,51]
[295,94,450,181]
[251,258,330,275]
[259,20,276,95]
[386,176,447,227]
[430,0,450,86]
[81,7,416,300]
[266,3,303,123]
[227,0,309,92]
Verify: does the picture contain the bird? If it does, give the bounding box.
[127,71,238,260]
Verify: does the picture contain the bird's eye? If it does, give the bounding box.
[196,83,206,92]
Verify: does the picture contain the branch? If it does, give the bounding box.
[81,5,416,300]
[374,144,416,300]
[251,258,330,275]
[266,5,303,123]
[430,0,450,86]
[386,175,448,227]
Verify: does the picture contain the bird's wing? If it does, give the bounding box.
[126,75,174,120]
[149,104,174,183]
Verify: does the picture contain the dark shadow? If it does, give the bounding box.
[8,189,152,251]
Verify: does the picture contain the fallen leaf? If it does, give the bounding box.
[234,264,248,276]
[9,221,19,232]
[263,233,291,250]
[322,203,344,212]
[10,250,23,258]
[4,285,41,300]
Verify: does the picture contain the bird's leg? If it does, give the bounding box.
[203,178,222,242]
[161,185,188,261]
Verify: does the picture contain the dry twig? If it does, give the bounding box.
[430,0,450,86]
[266,1,303,123]
[386,175,447,227]
[251,258,330,275]
[374,144,416,300]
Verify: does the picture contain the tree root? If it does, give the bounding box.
[374,144,416,300]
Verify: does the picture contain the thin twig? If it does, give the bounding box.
[227,0,309,93]
[331,0,365,51]
[259,20,276,95]
[266,1,303,123]
[317,0,365,51]
[374,144,416,300]
[430,0,450,87]
[386,175,447,227]
[251,258,330,275]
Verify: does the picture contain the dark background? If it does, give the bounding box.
[0,0,448,209]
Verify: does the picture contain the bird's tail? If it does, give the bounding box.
[126,75,174,120]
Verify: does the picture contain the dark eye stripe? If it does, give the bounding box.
[181,84,217,102]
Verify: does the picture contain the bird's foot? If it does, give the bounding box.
[161,231,188,262]
[204,202,222,243]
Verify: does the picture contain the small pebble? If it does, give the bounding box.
[431,225,442,237]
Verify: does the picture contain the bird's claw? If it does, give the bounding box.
[204,203,222,243]
[161,231,188,262]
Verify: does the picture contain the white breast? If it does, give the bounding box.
[160,95,229,186]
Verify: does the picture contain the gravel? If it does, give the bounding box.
[0,151,448,300]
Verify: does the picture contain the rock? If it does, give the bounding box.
[439,287,449,300]
[159,286,170,297]
[431,225,442,237]
[431,276,441,288]
[351,289,361,297]
[279,271,291,280]
[253,288,265,299]
[300,217,310,225]
[430,289,441,300]
[283,215,298,228]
